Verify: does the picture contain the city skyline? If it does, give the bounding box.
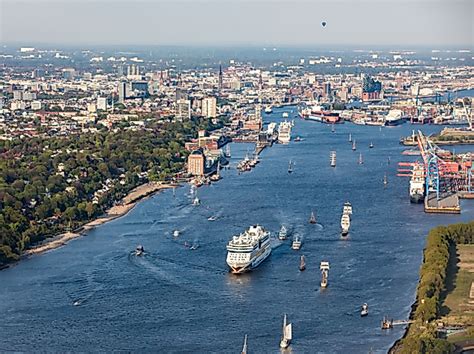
[1,0,473,47]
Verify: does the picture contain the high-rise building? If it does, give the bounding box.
[201,97,217,118]
[324,82,332,97]
[118,82,127,103]
[176,99,191,121]
[187,150,205,176]
[62,68,76,80]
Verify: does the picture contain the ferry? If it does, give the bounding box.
[279,314,293,349]
[320,261,329,288]
[410,163,425,203]
[278,225,288,240]
[361,303,369,317]
[291,235,302,250]
[226,225,271,274]
[135,245,144,256]
[278,121,292,144]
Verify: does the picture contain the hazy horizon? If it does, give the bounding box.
[1,0,473,48]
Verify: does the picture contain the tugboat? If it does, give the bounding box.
[292,235,302,250]
[320,261,330,288]
[381,316,393,329]
[299,255,306,271]
[279,314,293,349]
[278,225,288,240]
[361,303,369,317]
[135,245,144,256]
[309,211,317,224]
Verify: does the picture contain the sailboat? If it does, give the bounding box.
[320,261,330,288]
[193,196,200,206]
[279,314,293,349]
[288,160,293,174]
[352,140,357,151]
[358,153,364,165]
[309,211,316,224]
[241,334,248,354]
[383,173,388,186]
[225,144,231,158]
[331,124,335,133]
[349,133,352,142]
[299,255,306,271]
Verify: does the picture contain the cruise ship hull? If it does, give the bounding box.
[227,246,271,274]
[384,119,405,126]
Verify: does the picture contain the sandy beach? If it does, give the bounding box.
[24,182,176,257]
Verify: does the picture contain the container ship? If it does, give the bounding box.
[409,163,425,203]
[226,225,271,274]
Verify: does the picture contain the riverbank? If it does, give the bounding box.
[22,182,177,258]
[390,221,474,353]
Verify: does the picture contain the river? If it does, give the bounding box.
[0,110,473,353]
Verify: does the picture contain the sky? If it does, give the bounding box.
[0,0,473,48]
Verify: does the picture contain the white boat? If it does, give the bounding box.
[288,160,293,173]
[358,153,364,165]
[292,235,302,250]
[383,173,388,186]
[340,213,351,237]
[226,225,271,274]
[349,133,352,142]
[264,106,273,114]
[352,140,356,151]
[279,314,293,349]
[369,142,374,148]
[241,334,248,354]
[309,211,316,224]
[135,244,144,256]
[208,215,218,221]
[278,120,292,144]
[193,196,200,206]
[330,151,336,167]
[278,225,288,240]
[361,303,369,317]
[320,261,330,288]
[173,230,180,237]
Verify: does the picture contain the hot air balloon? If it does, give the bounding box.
[322,21,327,27]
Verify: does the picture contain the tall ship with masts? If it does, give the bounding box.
[226,225,271,274]
[340,202,352,237]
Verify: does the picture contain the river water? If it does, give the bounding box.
[1,110,473,353]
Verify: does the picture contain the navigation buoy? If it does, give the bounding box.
[322,21,327,27]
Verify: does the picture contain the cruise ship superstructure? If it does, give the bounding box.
[226,225,271,274]
[278,120,292,144]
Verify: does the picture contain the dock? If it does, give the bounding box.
[424,193,461,214]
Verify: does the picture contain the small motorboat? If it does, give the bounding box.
[294,136,301,142]
[190,243,200,250]
[361,303,369,317]
[381,316,393,329]
[369,142,374,148]
[278,225,288,240]
[173,230,180,237]
[292,235,302,250]
[193,197,200,206]
[207,215,217,221]
[135,245,144,256]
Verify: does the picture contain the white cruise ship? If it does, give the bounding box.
[226,225,271,274]
[278,121,292,144]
